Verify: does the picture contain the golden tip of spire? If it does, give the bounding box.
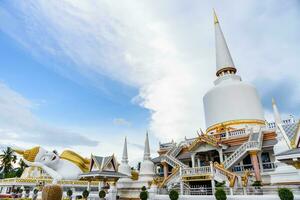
[272,98,276,105]
[213,9,219,24]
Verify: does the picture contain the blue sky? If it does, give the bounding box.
[0,0,299,163]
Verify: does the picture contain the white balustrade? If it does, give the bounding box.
[181,166,211,176]
[228,129,246,137]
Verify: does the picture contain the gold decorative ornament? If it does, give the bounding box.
[14,147,40,162]
[206,119,265,133]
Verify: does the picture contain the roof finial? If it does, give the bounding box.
[272,98,282,125]
[143,132,151,160]
[213,9,219,24]
[122,137,128,163]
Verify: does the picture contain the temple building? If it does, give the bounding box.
[152,11,300,191]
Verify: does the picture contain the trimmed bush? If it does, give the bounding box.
[140,191,148,200]
[82,190,89,199]
[169,190,179,200]
[214,188,227,200]
[141,186,147,191]
[278,188,294,200]
[67,189,73,199]
[99,190,106,198]
[215,181,226,188]
[252,181,262,187]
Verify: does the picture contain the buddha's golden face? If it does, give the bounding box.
[35,147,60,167]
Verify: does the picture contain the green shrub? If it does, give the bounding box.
[99,190,106,198]
[214,188,227,200]
[140,191,148,200]
[67,189,73,198]
[82,190,89,199]
[215,181,226,188]
[278,188,294,200]
[169,190,179,200]
[252,181,262,187]
[141,186,147,191]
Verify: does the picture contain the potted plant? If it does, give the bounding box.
[67,189,73,200]
[169,190,179,200]
[278,188,294,200]
[82,190,89,200]
[214,188,227,200]
[99,190,106,200]
[140,186,148,200]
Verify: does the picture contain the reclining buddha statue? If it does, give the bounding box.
[14,146,90,183]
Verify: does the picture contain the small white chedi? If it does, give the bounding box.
[270,99,300,184]
[117,133,155,198]
[14,147,90,182]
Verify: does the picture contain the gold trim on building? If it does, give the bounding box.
[206,119,266,133]
[216,66,237,76]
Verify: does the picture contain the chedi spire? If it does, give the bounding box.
[214,10,236,77]
[143,132,151,160]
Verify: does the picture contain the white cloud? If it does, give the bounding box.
[113,118,131,127]
[0,82,98,148]
[0,0,299,145]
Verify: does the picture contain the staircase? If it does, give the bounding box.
[223,128,263,169]
[159,166,180,188]
[161,143,188,168]
[160,143,188,188]
[213,162,238,187]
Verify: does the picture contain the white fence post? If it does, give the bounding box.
[210,161,215,194]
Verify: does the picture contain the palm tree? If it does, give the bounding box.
[15,159,28,177]
[0,147,17,178]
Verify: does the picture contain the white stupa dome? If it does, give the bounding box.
[204,11,265,132]
[203,74,265,130]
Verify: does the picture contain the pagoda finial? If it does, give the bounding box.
[122,137,128,164]
[143,132,151,160]
[213,9,219,24]
[214,10,236,77]
[272,98,282,125]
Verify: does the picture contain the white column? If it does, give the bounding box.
[87,181,91,191]
[218,148,223,163]
[197,158,201,167]
[210,161,215,194]
[179,167,183,195]
[98,181,101,191]
[191,153,196,168]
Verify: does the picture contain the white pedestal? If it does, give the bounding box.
[270,162,300,184]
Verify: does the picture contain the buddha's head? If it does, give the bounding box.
[14,146,60,168]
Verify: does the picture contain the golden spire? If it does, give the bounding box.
[213,9,219,24]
